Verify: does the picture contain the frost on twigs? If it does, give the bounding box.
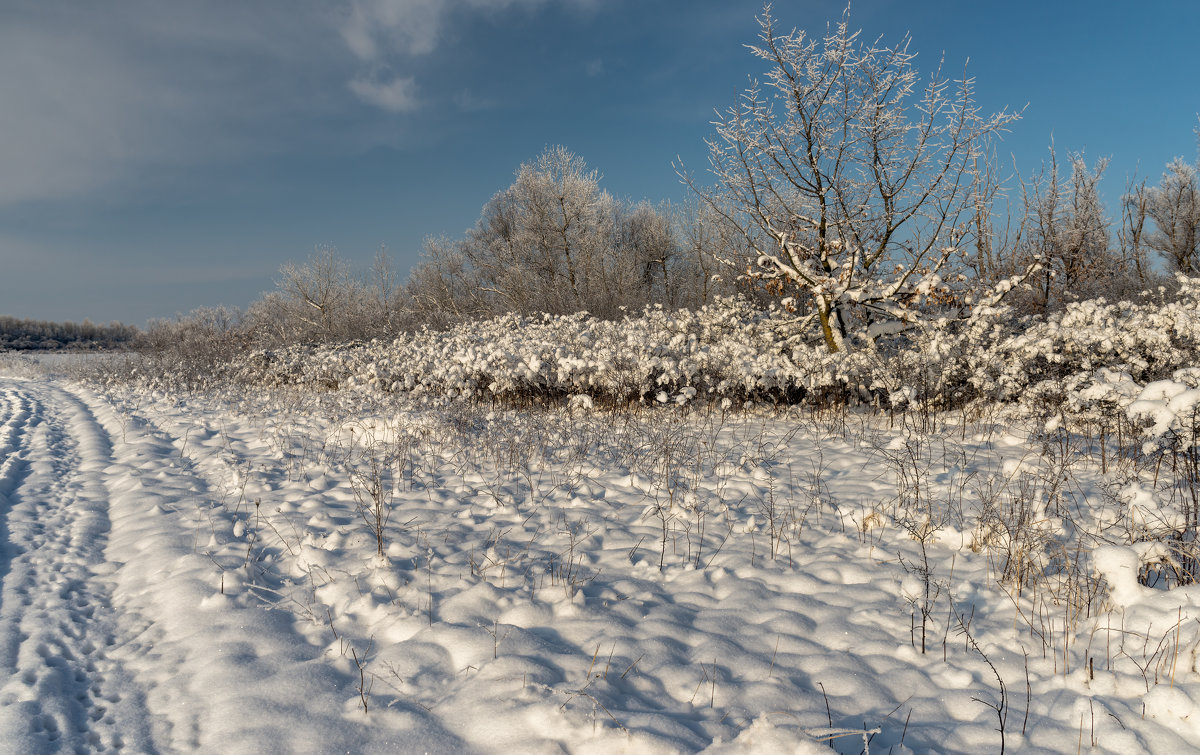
[86,270,1200,426]
[688,5,1019,353]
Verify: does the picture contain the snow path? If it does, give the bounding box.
[0,380,155,752]
[0,379,460,753]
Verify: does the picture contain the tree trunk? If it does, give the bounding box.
[817,298,841,353]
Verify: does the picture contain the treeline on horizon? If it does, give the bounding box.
[0,315,139,351]
[140,134,1199,357]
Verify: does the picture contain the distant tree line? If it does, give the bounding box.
[0,316,139,351]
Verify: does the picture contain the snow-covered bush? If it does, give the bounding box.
[95,276,1200,418]
[231,298,823,406]
[975,276,1200,406]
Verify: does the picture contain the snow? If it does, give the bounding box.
[1129,379,1200,441]
[5,367,1200,752]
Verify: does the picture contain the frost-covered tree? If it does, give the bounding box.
[405,237,487,328]
[619,201,678,306]
[464,146,619,316]
[365,247,407,338]
[1144,157,1200,275]
[410,147,700,321]
[0,316,138,350]
[1120,176,1155,287]
[963,149,1023,288]
[688,7,1019,352]
[1061,156,1117,293]
[247,247,412,345]
[1019,150,1128,310]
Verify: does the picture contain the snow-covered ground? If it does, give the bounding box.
[3,368,1200,753]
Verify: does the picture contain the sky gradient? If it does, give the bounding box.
[2,0,1198,326]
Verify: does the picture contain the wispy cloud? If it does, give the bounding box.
[341,0,446,59]
[349,72,421,112]
[338,0,591,110]
[453,89,495,112]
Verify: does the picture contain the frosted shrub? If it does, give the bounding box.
[232,298,832,406]
[100,276,1200,418]
[229,277,1200,413]
[977,275,1200,408]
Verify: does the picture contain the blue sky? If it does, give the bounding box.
[1,0,1197,326]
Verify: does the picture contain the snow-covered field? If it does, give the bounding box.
[3,363,1200,753]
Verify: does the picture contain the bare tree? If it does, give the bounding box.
[276,248,361,341]
[405,237,489,327]
[672,199,745,307]
[252,247,414,345]
[965,149,1025,287]
[619,201,678,306]
[140,306,247,386]
[686,6,1019,351]
[1120,176,1155,288]
[365,246,406,338]
[1059,155,1116,299]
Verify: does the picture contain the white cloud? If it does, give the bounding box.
[338,0,580,111]
[338,0,580,62]
[341,0,446,60]
[349,73,421,112]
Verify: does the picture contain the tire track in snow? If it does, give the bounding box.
[0,385,32,501]
[0,384,35,677]
[0,379,156,754]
